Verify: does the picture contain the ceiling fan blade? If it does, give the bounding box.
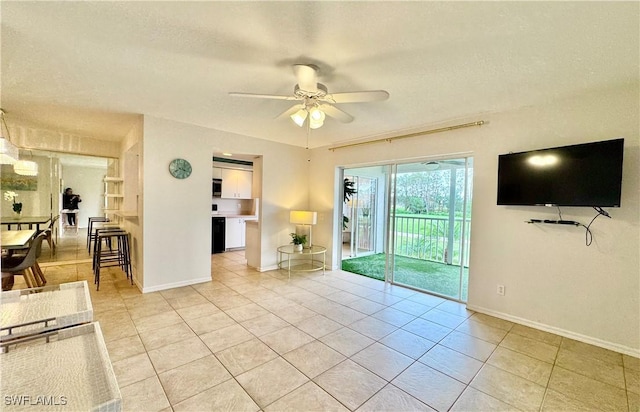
[319,103,354,123]
[293,64,318,93]
[275,104,304,120]
[229,92,298,101]
[324,90,390,103]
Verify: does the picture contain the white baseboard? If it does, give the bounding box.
[466,304,640,358]
[133,276,143,292]
[256,264,279,272]
[142,276,212,293]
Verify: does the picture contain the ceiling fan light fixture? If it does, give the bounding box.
[309,117,324,129]
[423,161,440,171]
[309,107,325,122]
[290,109,307,127]
[230,64,389,130]
[308,107,326,129]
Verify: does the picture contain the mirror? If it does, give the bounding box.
[1,149,117,264]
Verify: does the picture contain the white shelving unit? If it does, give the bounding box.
[103,177,123,220]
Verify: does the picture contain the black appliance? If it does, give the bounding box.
[212,179,222,197]
[212,217,225,253]
[497,138,624,207]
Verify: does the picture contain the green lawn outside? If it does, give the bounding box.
[342,253,468,301]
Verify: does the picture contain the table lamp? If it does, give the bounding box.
[290,210,317,248]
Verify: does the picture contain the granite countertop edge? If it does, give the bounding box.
[211,213,258,218]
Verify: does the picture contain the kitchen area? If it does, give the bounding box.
[211,156,259,261]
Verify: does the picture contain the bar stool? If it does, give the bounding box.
[90,222,121,255]
[91,226,122,271]
[86,217,110,253]
[93,229,132,291]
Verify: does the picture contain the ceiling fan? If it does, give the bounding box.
[229,64,389,129]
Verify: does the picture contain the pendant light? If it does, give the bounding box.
[0,109,19,164]
[13,159,38,176]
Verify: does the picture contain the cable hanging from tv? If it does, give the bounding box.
[526,206,611,246]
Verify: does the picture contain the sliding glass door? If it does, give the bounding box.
[340,157,472,302]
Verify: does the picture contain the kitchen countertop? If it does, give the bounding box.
[211,212,258,218]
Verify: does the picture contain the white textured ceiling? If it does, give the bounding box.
[2,2,638,149]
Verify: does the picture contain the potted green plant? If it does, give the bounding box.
[343,177,357,231]
[290,232,307,251]
[4,191,22,217]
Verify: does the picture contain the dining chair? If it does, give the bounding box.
[44,215,60,257]
[1,232,47,290]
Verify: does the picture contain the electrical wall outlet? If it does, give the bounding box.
[497,284,505,296]
[237,203,241,209]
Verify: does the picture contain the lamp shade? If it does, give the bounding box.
[13,160,38,176]
[290,210,317,225]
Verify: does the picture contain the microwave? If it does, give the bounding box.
[212,179,222,197]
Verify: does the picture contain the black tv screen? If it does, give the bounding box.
[497,138,624,207]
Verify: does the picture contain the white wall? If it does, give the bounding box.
[61,164,108,228]
[309,84,639,355]
[140,116,308,292]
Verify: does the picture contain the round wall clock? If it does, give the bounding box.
[168,158,192,179]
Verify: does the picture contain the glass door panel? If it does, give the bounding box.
[390,158,472,301]
[341,166,390,282]
[353,176,376,255]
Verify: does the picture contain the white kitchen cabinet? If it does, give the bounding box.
[225,218,243,249]
[221,168,252,199]
[225,217,257,249]
[236,170,253,199]
[212,167,222,179]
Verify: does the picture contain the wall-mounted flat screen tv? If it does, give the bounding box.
[497,138,624,207]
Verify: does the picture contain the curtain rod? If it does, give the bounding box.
[328,120,485,151]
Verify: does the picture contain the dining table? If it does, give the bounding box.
[0,215,52,231]
[1,229,37,250]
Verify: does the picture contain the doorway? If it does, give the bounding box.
[340,157,473,302]
[1,149,116,264]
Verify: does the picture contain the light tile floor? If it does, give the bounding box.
[38,227,90,265]
[12,250,640,411]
